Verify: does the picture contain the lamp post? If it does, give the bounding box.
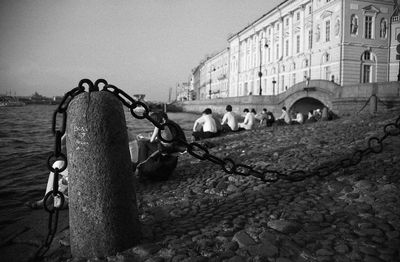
[258,38,268,96]
[209,67,215,99]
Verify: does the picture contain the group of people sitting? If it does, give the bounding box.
[191,105,276,141]
[275,106,334,125]
[191,105,335,141]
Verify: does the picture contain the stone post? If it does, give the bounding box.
[67,91,140,258]
[321,107,329,121]
[369,95,377,114]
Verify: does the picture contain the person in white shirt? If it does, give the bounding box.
[221,105,238,132]
[292,111,304,124]
[238,108,256,130]
[192,108,218,141]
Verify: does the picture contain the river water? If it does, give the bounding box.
[0,104,199,231]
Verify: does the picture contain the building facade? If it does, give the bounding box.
[192,0,399,100]
[176,82,192,101]
[197,49,230,100]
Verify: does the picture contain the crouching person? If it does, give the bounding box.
[135,112,187,182]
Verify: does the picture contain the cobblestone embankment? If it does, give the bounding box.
[3,109,400,262]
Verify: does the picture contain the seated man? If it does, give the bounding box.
[221,104,238,132]
[238,108,255,130]
[192,108,218,141]
[305,110,317,123]
[136,112,186,181]
[136,112,164,164]
[275,106,291,125]
[291,111,304,124]
[266,109,275,127]
[258,108,268,127]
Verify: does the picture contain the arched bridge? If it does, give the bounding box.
[276,80,339,114]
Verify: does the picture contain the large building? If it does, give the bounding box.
[192,0,399,100]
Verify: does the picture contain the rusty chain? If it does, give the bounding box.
[36,79,400,259]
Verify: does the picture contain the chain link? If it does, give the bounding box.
[35,80,92,260]
[36,80,400,259]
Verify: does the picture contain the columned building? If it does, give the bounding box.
[227,0,395,97]
[192,0,398,100]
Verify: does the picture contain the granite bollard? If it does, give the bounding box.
[66,91,140,258]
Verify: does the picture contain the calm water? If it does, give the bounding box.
[0,104,198,231]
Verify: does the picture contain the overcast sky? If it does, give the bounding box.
[0,0,281,101]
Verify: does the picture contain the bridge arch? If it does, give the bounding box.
[279,79,339,113]
[290,97,325,115]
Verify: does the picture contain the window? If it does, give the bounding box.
[285,39,289,56]
[276,23,280,31]
[276,44,280,60]
[296,35,300,53]
[286,18,289,26]
[292,73,296,85]
[308,6,312,14]
[363,51,371,60]
[362,65,371,83]
[365,16,373,39]
[361,50,375,83]
[308,30,313,49]
[326,20,331,42]
[297,12,300,21]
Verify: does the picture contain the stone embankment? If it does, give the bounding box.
[3,109,400,262]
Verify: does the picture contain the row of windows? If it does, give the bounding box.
[237,15,385,72]
[252,14,387,55]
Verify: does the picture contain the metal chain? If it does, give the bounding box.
[34,80,88,260]
[35,79,400,259]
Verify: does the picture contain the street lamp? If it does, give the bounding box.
[209,67,216,99]
[258,38,268,96]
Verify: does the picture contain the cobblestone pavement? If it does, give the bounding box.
[2,110,400,262]
[106,109,400,262]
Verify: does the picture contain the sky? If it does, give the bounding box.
[0,0,281,101]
